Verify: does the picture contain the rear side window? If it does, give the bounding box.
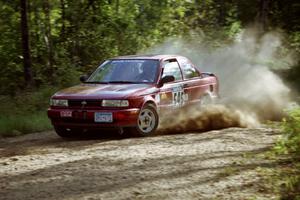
[178,57,200,79]
[162,60,183,81]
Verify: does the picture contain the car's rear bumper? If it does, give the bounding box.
[47,108,140,129]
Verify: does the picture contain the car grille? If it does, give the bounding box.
[68,100,101,108]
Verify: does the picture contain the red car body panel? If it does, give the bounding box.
[47,55,219,131]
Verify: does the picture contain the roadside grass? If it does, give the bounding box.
[255,155,300,200]
[209,113,300,199]
[0,87,59,137]
[0,112,52,137]
[256,109,300,200]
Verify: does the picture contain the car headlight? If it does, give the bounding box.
[102,100,129,107]
[50,99,68,107]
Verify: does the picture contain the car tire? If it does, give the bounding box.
[130,104,159,137]
[54,126,80,138]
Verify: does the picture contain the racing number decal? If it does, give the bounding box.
[173,91,184,106]
[172,86,188,107]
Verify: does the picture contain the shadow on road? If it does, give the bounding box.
[0,127,221,157]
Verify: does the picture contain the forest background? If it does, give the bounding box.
[0,0,299,135]
[1,1,300,198]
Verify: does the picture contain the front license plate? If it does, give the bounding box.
[95,112,113,123]
[60,110,72,117]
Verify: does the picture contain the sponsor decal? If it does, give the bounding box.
[160,93,168,100]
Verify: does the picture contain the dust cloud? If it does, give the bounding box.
[146,28,295,132]
[158,105,259,134]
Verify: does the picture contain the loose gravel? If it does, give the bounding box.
[0,127,281,200]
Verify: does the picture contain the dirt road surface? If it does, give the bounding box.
[0,128,281,200]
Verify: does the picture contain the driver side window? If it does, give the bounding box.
[162,60,183,81]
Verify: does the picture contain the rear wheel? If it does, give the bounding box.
[54,126,81,138]
[130,104,159,137]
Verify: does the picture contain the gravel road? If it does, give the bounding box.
[0,127,281,200]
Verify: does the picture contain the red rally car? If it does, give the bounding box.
[48,55,219,137]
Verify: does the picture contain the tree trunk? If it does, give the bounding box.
[88,0,98,23]
[116,0,119,14]
[20,0,34,87]
[60,0,66,39]
[194,0,207,27]
[43,0,54,76]
[257,0,270,32]
[217,0,226,26]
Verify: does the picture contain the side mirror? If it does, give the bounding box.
[80,75,89,82]
[201,72,215,78]
[158,75,175,87]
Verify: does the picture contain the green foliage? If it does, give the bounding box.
[0,1,24,93]
[0,87,60,136]
[0,0,299,136]
[1,0,299,94]
[275,108,300,154]
[0,112,52,137]
[257,162,300,200]
[267,108,300,199]
[290,32,300,53]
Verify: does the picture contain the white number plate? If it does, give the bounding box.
[95,112,113,123]
[60,110,72,117]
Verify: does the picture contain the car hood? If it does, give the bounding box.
[53,83,158,99]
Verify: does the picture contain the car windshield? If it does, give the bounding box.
[86,59,159,84]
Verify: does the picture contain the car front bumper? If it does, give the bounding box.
[47,108,140,129]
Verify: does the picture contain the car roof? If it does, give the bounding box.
[111,54,180,61]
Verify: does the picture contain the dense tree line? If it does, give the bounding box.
[0,0,299,94]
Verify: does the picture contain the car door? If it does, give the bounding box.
[158,58,188,110]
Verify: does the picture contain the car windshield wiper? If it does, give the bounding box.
[107,81,137,84]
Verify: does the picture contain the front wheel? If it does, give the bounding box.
[54,126,81,138]
[130,104,159,137]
